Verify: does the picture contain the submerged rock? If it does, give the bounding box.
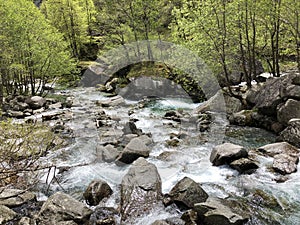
[194,197,249,225]
[116,137,151,165]
[210,143,248,166]
[83,180,113,206]
[120,158,162,222]
[38,192,92,224]
[167,177,208,209]
[229,158,259,174]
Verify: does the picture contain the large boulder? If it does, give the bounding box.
[26,96,46,110]
[0,205,16,224]
[250,75,295,116]
[38,192,92,224]
[0,189,36,207]
[194,197,249,225]
[279,119,300,148]
[277,99,300,125]
[167,177,208,209]
[116,137,151,165]
[83,180,113,206]
[210,143,248,166]
[258,142,299,175]
[120,157,162,222]
[273,153,299,174]
[258,142,299,157]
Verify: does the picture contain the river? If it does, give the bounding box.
[36,87,300,225]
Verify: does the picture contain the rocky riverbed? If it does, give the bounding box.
[1,73,300,225]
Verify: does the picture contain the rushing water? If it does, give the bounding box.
[37,87,300,225]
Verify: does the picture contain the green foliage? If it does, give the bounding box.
[0,120,60,187]
[41,0,97,58]
[0,0,76,97]
[171,0,300,85]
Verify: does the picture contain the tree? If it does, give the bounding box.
[41,0,96,58]
[0,0,76,99]
[281,0,300,72]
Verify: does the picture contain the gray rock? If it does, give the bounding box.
[120,158,162,222]
[194,197,249,225]
[285,85,300,100]
[279,119,300,147]
[7,110,24,118]
[273,153,299,174]
[292,75,300,85]
[210,143,248,166]
[157,218,186,225]
[18,217,36,225]
[192,90,226,114]
[42,111,63,121]
[89,207,117,225]
[122,121,143,135]
[181,210,198,225]
[99,95,124,107]
[258,142,299,157]
[168,177,208,209]
[84,180,113,206]
[26,96,46,110]
[151,220,170,225]
[229,110,254,126]
[96,145,120,163]
[38,192,92,224]
[252,76,289,116]
[164,111,183,122]
[0,205,16,224]
[116,137,151,165]
[229,158,259,174]
[277,99,300,125]
[48,102,62,110]
[0,189,36,207]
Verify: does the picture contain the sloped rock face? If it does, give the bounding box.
[168,177,208,209]
[194,197,249,225]
[120,158,162,222]
[251,75,295,116]
[38,192,92,224]
[116,137,151,165]
[210,143,248,166]
[277,99,300,125]
[279,119,300,148]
